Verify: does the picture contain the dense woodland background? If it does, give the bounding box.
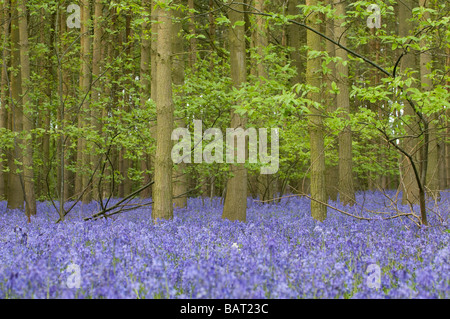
[0,0,449,225]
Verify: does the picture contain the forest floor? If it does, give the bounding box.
[0,190,449,298]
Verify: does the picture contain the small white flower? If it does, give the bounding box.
[231,242,241,251]
[313,226,323,233]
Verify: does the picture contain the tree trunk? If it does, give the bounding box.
[91,0,103,201]
[0,0,9,200]
[149,0,158,200]
[335,1,355,205]
[222,1,248,222]
[75,0,91,203]
[102,21,115,199]
[253,0,273,202]
[446,47,450,189]
[188,0,197,68]
[324,0,338,201]
[152,1,174,221]
[7,1,24,210]
[287,0,305,86]
[438,140,446,190]
[18,0,37,219]
[399,0,420,205]
[122,14,133,198]
[39,9,52,201]
[139,0,152,199]
[420,0,439,200]
[58,8,73,202]
[172,2,187,208]
[306,0,326,221]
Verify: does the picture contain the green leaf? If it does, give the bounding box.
[233,20,245,28]
[216,15,230,25]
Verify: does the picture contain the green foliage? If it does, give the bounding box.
[0,0,449,203]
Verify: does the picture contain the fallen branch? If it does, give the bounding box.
[255,194,372,221]
[254,193,422,226]
[83,180,155,221]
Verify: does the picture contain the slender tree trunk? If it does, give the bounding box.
[222,1,248,222]
[253,0,273,202]
[446,46,450,189]
[56,7,68,221]
[287,0,305,86]
[420,0,439,200]
[399,0,420,205]
[18,0,37,219]
[324,0,338,201]
[208,0,216,75]
[122,14,133,197]
[76,0,91,203]
[107,6,120,198]
[306,0,326,221]
[118,149,126,197]
[438,139,446,190]
[102,23,114,199]
[7,1,24,210]
[335,1,355,205]
[91,0,103,201]
[197,0,211,200]
[287,0,308,196]
[60,8,72,202]
[248,5,261,201]
[151,0,157,104]
[201,175,208,205]
[39,9,52,201]
[152,0,174,221]
[140,0,152,199]
[371,28,386,189]
[0,0,9,200]
[149,0,158,200]
[116,11,126,199]
[172,3,187,208]
[188,0,197,68]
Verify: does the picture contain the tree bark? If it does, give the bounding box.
[18,0,37,219]
[222,1,248,222]
[324,0,338,201]
[287,0,305,86]
[335,1,355,205]
[420,0,439,200]
[188,0,197,68]
[399,0,420,205]
[0,0,9,200]
[139,0,152,199]
[152,0,174,221]
[91,0,103,201]
[7,1,24,210]
[172,2,187,208]
[58,8,73,202]
[75,0,91,203]
[253,0,273,202]
[38,8,52,201]
[306,0,327,221]
[446,46,450,189]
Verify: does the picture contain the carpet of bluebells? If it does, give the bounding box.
[0,190,449,299]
